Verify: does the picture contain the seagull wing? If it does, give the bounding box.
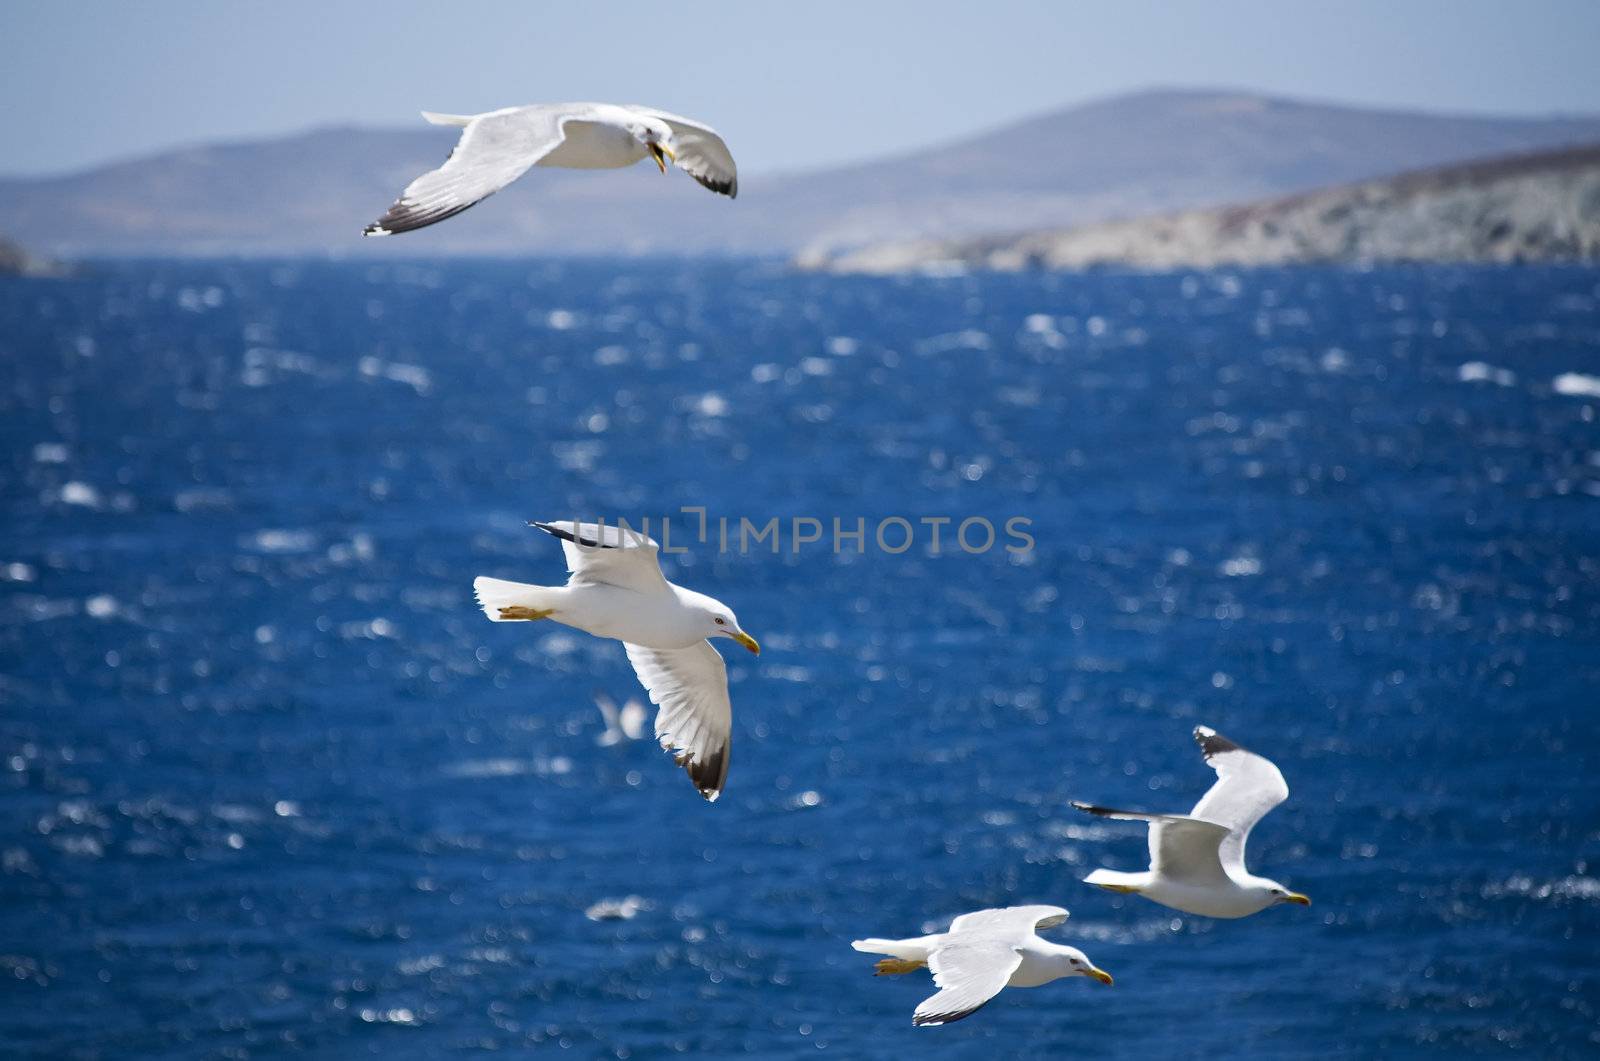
[364,105,574,236]
[1072,803,1232,886]
[625,640,732,801]
[948,905,1070,934]
[1189,726,1289,873]
[914,940,1023,1027]
[628,107,738,197]
[532,520,669,595]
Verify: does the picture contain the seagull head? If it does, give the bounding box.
[700,602,759,655]
[634,118,677,174]
[1265,882,1312,907]
[1061,948,1114,986]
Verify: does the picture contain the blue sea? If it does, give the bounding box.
[2,260,1598,1058]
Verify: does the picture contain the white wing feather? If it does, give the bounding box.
[365,105,574,235]
[1189,726,1289,872]
[629,106,739,197]
[533,520,669,596]
[625,641,732,801]
[948,905,1069,935]
[914,941,1023,1026]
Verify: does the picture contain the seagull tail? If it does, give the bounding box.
[473,576,559,622]
[852,938,930,974]
[421,111,475,127]
[851,937,925,958]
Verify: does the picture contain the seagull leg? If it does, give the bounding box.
[1093,883,1141,894]
[497,606,555,621]
[873,958,927,976]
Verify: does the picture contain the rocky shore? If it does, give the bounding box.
[808,143,1600,274]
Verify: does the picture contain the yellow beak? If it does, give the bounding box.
[649,142,675,174]
[1283,892,1312,906]
[1086,966,1114,986]
[730,631,760,656]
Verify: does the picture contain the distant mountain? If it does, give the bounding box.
[6,89,1600,258]
[810,144,1600,273]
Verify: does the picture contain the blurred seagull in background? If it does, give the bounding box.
[594,690,648,747]
[852,905,1112,1026]
[474,521,759,802]
[363,102,738,236]
[1073,726,1311,918]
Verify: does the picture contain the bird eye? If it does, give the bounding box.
[714,617,726,625]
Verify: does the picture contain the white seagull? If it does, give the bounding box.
[852,905,1112,1027]
[474,521,759,801]
[364,102,738,236]
[1074,726,1311,918]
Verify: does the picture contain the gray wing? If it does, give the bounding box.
[1072,803,1232,886]
[1189,726,1289,873]
[948,905,1069,935]
[914,941,1023,1026]
[364,106,570,235]
[532,520,668,595]
[625,641,732,801]
[629,106,738,197]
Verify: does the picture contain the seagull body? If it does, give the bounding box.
[1074,726,1310,918]
[852,905,1112,1027]
[364,102,738,236]
[474,521,759,801]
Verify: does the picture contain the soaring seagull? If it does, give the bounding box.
[1073,726,1311,918]
[474,521,759,802]
[364,102,738,236]
[852,905,1112,1027]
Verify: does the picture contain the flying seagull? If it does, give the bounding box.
[852,905,1112,1027]
[1073,726,1311,918]
[474,521,759,801]
[364,103,738,236]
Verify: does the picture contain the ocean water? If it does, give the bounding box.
[1,260,1598,1059]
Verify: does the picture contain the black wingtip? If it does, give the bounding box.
[1071,801,1109,816]
[530,521,619,550]
[1194,726,1241,758]
[671,743,728,802]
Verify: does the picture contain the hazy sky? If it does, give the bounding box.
[4,1,1599,178]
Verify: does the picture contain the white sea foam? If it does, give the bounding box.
[57,482,101,508]
[1457,362,1517,387]
[358,357,432,394]
[585,895,651,921]
[244,529,317,554]
[1552,373,1600,399]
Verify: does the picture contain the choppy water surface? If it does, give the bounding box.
[2,260,1598,1058]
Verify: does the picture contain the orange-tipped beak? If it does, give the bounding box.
[1086,966,1114,986]
[1283,892,1312,906]
[731,631,760,655]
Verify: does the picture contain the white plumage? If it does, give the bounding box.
[473,521,759,801]
[1074,726,1312,918]
[852,905,1112,1026]
[364,102,738,236]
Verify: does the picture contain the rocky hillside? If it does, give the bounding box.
[5,89,1600,257]
[0,235,63,277]
[812,143,1600,273]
